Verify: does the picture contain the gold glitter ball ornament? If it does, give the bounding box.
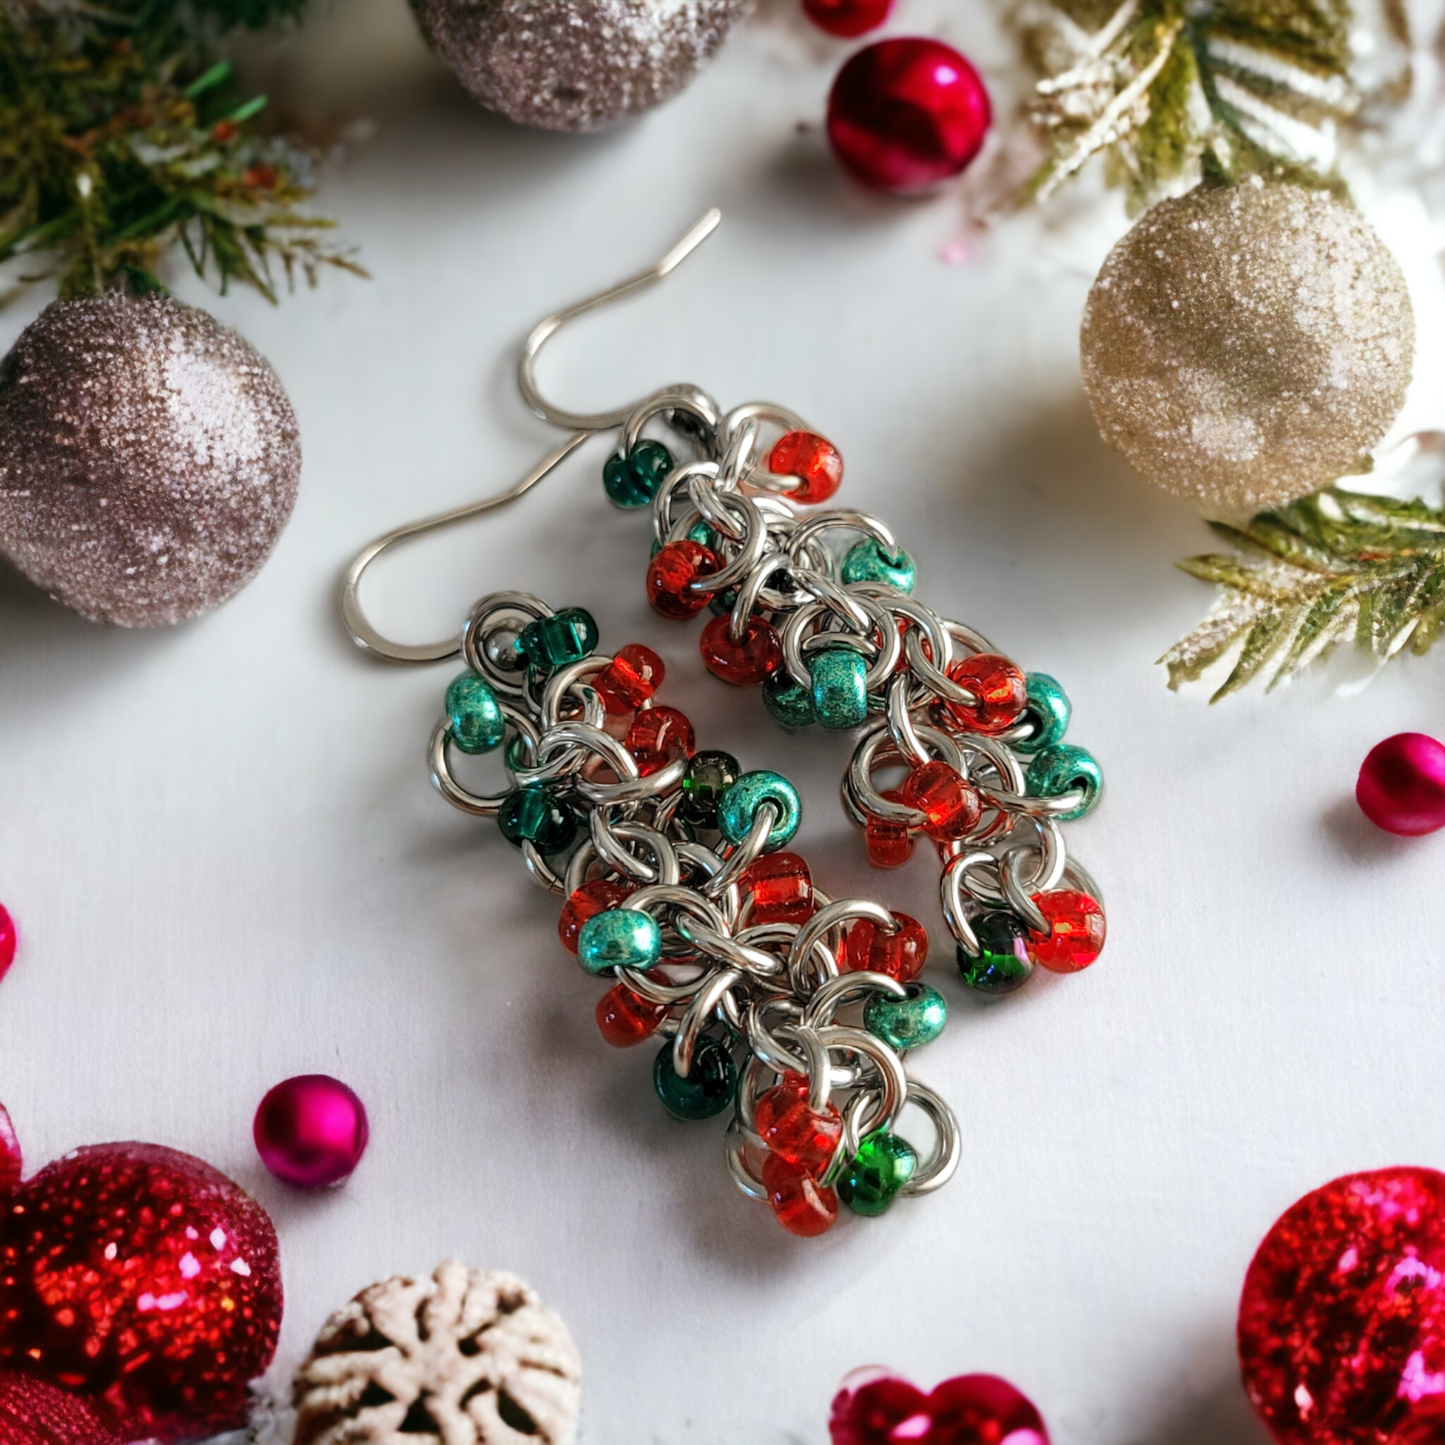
[409,0,754,132]
[1080,180,1415,515]
[0,292,300,627]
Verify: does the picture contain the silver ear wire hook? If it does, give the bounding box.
[340,430,593,663]
[518,207,723,432]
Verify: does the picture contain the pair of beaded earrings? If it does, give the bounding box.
[342,210,1105,1239]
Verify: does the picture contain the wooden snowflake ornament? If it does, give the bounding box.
[292,1262,581,1445]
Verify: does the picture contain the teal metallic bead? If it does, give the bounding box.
[496,784,578,854]
[838,1130,917,1216]
[956,910,1034,995]
[518,608,599,672]
[1026,743,1102,822]
[716,770,801,852]
[653,1035,737,1120]
[864,984,948,1051]
[1015,672,1072,755]
[808,648,869,730]
[603,438,674,508]
[444,670,505,755]
[841,537,916,594]
[577,907,661,976]
[763,672,815,728]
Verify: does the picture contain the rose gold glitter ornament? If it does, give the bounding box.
[1081,180,1414,516]
[408,0,754,132]
[0,291,301,627]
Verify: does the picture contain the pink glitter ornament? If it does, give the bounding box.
[0,1371,124,1445]
[1356,732,1445,836]
[254,1074,370,1190]
[0,903,15,983]
[830,1367,1049,1445]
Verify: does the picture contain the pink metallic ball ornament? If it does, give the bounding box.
[1356,732,1445,836]
[830,1367,1049,1444]
[254,1074,369,1190]
[826,38,992,194]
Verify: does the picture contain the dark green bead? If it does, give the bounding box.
[808,648,869,730]
[717,770,801,851]
[864,984,948,1051]
[763,672,815,728]
[651,521,714,559]
[1015,672,1071,755]
[496,784,578,854]
[653,1035,737,1121]
[838,1130,917,1216]
[1025,743,1102,822]
[707,585,740,617]
[841,537,916,593]
[444,670,505,755]
[957,910,1034,995]
[603,439,675,508]
[518,608,599,672]
[679,750,740,827]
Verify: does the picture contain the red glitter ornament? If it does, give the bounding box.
[0,1372,124,1445]
[700,613,785,685]
[0,1142,282,1443]
[830,1367,1049,1445]
[741,852,814,925]
[1238,1166,1445,1445]
[803,0,894,38]
[755,1072,842,1176]
[1027,890,1105,973]
[625,706,696,776]
[826,39,993,195]
[1356,733,1445,836]
[559,878,633,954]
[767,431,844,505]
[253,1074,370,1191]
[0,904,15,984]
[844,911,928,983]
[646,539,718,619]
[762,1153,838,1238]
[0,1105,20,1198]
[592,643,665,716]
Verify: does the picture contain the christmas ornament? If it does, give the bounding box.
[408,0,754,132]
[291,1261,581,1445]
[253,1073,370,1190]
[0,1105,20,1198]
[342,210,1104,1235]
[827,38,992,193]
[0,291,302,627]
[1238,1166,1445,1444]
[803,0,893,38]
[0,1372,124,1445]
[1081,180,1414,518]
[829,1367,1049,1445]
[1356,733,1445,836]
[0,904,14,984]
[0,1141,283,1443]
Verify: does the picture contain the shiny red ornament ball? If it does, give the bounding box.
[0,1142,282,1443]
[1356,732,1445,836]
[0,1106,20,1199]
[1239,1166,1445,1445]
[0,1371,124,1445]
[0,904,16,984]
[827,39,992,194]
[830,1367,1049,1445]
[254,1074,370,1190]
[767,431,844,504]
[803,0,894,38]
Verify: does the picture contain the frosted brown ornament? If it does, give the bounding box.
[292,1261,581,1445]
[409,0,753,132]
[0,291,300,627]
[1080,180,1414,515]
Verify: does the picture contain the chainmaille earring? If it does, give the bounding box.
[341,210,1105,1238]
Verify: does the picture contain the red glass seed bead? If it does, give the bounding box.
[593,643,665,716]
[844,911,928,983]
[596,981,669,1047]
[865,787,915,869]
[900,760,981,842]
[755,1072,843,1175]
[558,878,633,955]
[742,851,814,924]
[768,431,844,505]
[762,1152,839,1238]
[699,612,784,685]
[625,706,696,776]
[1028,890,1105,973]
[943,653,1028,734]
[647,539,719,619]
[803,0,894,38]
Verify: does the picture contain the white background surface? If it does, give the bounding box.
[4,3,1445,1441]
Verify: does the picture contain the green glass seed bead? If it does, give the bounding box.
[808,648,869,730]
[518,608,599,672]
[763,672,815,728]
[577,907,661,975]
[1015,672,1071,755]
[603,438,675,508]
[679,750,741,828]
[1025,743,1102,822]
[496,784,578,854]
[716,770,801,852]
[444,670,505,755]
[841,537,916,594]
[838,1130,917,1217]
[864,984,948,1051]
[957,910,1034,995]
[653,1035,737,1121]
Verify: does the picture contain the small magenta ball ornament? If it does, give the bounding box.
[829,1367,1048,1444]
[826,38,992,194]
[804,0,894,37]
[1356,732,1445,836]
[0,902,14,983]
[254,1074,370,1190]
